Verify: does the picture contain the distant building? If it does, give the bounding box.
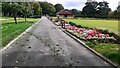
[56,9,74,18]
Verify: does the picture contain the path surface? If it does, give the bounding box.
[2,17,114,67]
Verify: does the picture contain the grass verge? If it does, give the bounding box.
[86,42,120,65]
[1,17,39,47]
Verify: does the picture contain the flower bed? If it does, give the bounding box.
[68,21,120,44]
[65,25,116,43]
[66,25,115,39]
[51,17,119,44]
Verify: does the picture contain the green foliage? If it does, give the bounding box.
[86,42,95,48]
[82,3,96,17]
[33,1,42,16]
[82,1,111,18]
[97,1,111,18]
[69,9,82,17]
[21,2,34,21]
[2,2,42,23]
[2,2,13,16]
[40,2,56,16]
[37,7,42,16]
[10,3,21,13]
[69,21,76,26]
[54,4,64,13]
[2,2,30,24]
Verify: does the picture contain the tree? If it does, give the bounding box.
[70,9,81,17]
[54,4,64,13]
[0,2,1,16]
[82,2,96,17]
[2,2,13,16]
[108,11,114,18]
[107,6,120,19]
[117,6,120,19]
[33,1,42,16]
[71,9,78,15]
[21,2,33,21]
[97,1,111,18]
[117,6,120,12]
[39,2,56,16]
[82,1,111,18]
[2,2,22,24]
[10,3,21,24]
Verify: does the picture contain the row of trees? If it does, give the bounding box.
[39,2,64,16]
[2,2,64,24]
[82,1,111,18]
[68,1,120,19]
[2,1,119,21]
[2,2,42,24]
[81,1,120,19]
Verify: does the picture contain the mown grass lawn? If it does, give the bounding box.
[1,17,39,24]
[1,17,39,47]
[86,42,120,65]
[64,18,118,34]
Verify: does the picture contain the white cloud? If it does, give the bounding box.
[36,0,119,11]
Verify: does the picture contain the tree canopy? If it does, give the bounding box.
[54,4,64,13]
[82,1,111,18]
[82,3,96,17]
[2,1,119,19]
[33,1,42,16]
[39,2,56,16]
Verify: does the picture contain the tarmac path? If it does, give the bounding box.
[1,17,114,67]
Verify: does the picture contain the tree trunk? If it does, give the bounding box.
[14,13,18,24]
[25,15,27,22]
[19,16,20,20]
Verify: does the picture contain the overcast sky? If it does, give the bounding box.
[36,0,119,11]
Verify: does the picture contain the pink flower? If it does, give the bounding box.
[105,34,109,37]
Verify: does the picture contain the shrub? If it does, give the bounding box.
[76,25,82,28]
[86,42,94,48]
[69,21,76,26]
[98,29,109,34]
